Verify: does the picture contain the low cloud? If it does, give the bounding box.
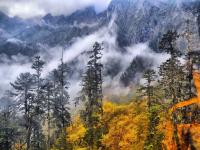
[0,0,112,19]
[0,0,197,19]
[0,14,169,102]
[0,54,32,97]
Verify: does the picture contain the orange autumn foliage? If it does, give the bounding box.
[162,71,200,150]
[161,122,200,150]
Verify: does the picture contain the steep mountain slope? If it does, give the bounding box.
[0,0,200,97]
[0,0,199,54]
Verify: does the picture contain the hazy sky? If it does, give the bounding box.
[0,0,112,19]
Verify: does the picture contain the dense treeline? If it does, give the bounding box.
[1,28,200,150]
[0,51,71,149]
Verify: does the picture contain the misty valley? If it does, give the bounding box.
[1,0,200,150]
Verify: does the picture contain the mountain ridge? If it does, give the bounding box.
[0,0,200,95]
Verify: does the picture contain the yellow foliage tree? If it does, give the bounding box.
[66,116,87,150]
[102,101,148,150]
[13,143,26,150]
[66,101,148,150]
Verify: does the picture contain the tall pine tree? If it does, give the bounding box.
[31,56,46,150]
[81,42,103,150]
[159,30,184,104]
[51,51,71,149]
[138,69,157,109]
[11,72,35,150]
[159,30,184,150]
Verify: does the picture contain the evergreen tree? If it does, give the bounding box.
[138,69,157,108]
[159,30,184,104]
[81,42,103,150]
[43,80,54,150]
[52,63,71,130]
[31,56,46,150]
[138,69,163,150]
[159,30,184,150]
[31,121,46,150]
[51,52,71,149]
[159,58,185,104]
[180,23,197,123]
[144,105,164,150]
[181,21,196,100]
[11,72,35,150]
[159,30,180,57]
[0,106,19,150]
[31,56,45,114]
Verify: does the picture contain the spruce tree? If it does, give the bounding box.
[0,105,19,150]
[180,20,198,101]
[159,30,180,57]
[31,56,45,114]
[180,22,196,123]
[144,106,163,150]
[43,80,54,150]
[159,58,185,104]
[138,69,157,108]
[81,42,103,150]
[159,30,184,150]
[31,56,46,150]
[51,52,71,149]
[138,69,163,150]
[159,30,184,104]
[52,63,71,130]
[11,72,35,150]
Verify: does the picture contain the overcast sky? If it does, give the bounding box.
[0,0,197,19]
[0,0,112,19]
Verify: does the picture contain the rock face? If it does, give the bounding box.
[1,0,199,53]
[0,0,200,86]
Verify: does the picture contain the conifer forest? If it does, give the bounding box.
[1,0,200,150]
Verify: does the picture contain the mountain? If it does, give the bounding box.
[0,0,200,91]
[1,1,199,51]
[12,6,111,47]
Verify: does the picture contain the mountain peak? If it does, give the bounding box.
[68,6,97,21]
[42,6,97,25]
[0,11,9,20]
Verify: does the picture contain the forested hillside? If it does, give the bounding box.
[1,29,200,149]
[1,0,200,150]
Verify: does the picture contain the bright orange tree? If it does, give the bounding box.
[161,71,200,150]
